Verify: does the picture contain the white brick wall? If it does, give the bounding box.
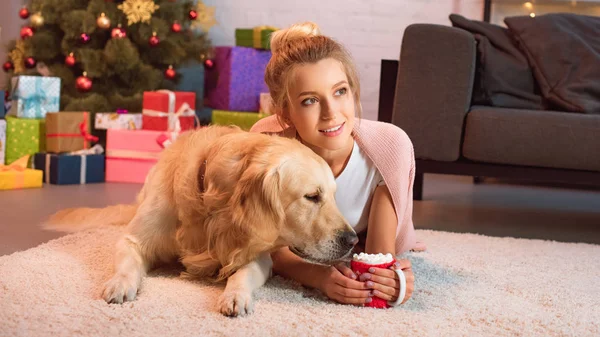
[204,0,484,120]
[0,0,484,120]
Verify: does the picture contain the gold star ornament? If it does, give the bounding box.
[192,1,217,33]
[118,0,160,26]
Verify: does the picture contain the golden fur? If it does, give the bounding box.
[45,125,357,316]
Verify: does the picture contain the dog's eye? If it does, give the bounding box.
[304,194,321,203]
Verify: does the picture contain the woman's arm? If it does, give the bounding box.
[364,184,397,255]
[271,247,326,289]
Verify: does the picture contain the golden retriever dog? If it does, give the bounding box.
[45,125,358,317]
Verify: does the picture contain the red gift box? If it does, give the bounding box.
[142,90,197,132]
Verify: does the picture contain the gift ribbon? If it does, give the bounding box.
[0,155,30,189]
[106,149,161,162]
[46,112,99,148]
[253,26,278,49]
[142,90,197,133]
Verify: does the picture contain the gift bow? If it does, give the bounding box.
[79,119,99,144]
[143,90,197,133]
[0,155,30,172]
[253,26,278,49]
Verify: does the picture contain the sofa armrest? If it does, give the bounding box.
[392,24,476,162]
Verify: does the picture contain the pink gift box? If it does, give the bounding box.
[105,129,166,183]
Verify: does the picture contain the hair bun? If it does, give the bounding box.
[270,22,321,54]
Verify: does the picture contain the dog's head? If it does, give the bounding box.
[230,137,357,265]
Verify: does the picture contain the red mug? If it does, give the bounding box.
[351,257,396,308]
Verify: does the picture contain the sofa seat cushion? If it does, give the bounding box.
[462,107,600,172]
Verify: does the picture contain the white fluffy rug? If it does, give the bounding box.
[1,227,598,337]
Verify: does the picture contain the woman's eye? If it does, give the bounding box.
[301,97,317,106]
[334,88,347,96]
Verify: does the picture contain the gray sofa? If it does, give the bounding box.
[378,24,600,200]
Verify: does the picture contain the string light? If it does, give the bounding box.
[530,13,536,17]
[524,2,533,10]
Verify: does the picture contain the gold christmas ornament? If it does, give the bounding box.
[118,0,160,26]
[191,0,217,33]
[97,13,111,30]
[9,40,28,74]
[30,12,44,28]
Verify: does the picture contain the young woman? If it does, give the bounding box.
[250,22,426,307]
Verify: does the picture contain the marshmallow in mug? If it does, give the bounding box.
[352,252,394,265]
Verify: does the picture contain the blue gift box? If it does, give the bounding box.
[10,76,61,119]
[0,90,5,119]
[33,153,105,185]
[176,61,205,113]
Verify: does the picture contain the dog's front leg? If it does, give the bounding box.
[217,252,273,317]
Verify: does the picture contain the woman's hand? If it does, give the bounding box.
[357,259,414,305]
[318,263,374,306]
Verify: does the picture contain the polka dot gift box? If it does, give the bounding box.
[5,116,45,165]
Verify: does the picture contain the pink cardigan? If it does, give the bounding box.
[250,116,419,254]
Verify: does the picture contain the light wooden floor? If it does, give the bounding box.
[1,174,599,256]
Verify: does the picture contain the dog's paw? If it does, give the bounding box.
[217,288,254,317]
[102,274,139,304]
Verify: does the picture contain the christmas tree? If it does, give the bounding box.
[3,0,216,113]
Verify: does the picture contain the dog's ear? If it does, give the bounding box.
[230,160,284,242]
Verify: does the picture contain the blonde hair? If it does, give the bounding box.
[265,22,362,128]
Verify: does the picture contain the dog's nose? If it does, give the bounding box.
[338,231,359,248]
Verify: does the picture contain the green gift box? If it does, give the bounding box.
[211,110,267,131]
[5,116,46,165]
[235,26,278,50]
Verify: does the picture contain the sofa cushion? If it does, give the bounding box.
[505,14,600,114]
[463,107,600,172]
[449,14,544,110]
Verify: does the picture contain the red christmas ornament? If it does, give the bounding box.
[65,53,76,67]
[111,25,127,39]
[204,59,214,69]
[188,10,198,20]
[19,7,30,19]
[171,21,182,33]
[164,65,176,80]
[80,33,91,44]
[20,26,34,39]
[149,32,160,47]
[76,72,93,92]
[24,57,36,69]
[3,61,14,72]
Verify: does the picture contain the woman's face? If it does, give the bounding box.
[286,58,356,152]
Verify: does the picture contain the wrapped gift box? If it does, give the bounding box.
[9,75,61,119]
[142,91,196,132]
[205,47,271,112]
[5,116,45,165]
[46,112,97,153]
[176,62,205,117]
[197,107,213,126]
[0,90,6,119]
[211,110,267,131]
[33,152,105,185]
[95,112,142,130]
[0,120,5,165]
[106,129,166,183]
[0,156,43,190]
[235,26,277,50]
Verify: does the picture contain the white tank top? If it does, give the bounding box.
[335,141,385,233]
